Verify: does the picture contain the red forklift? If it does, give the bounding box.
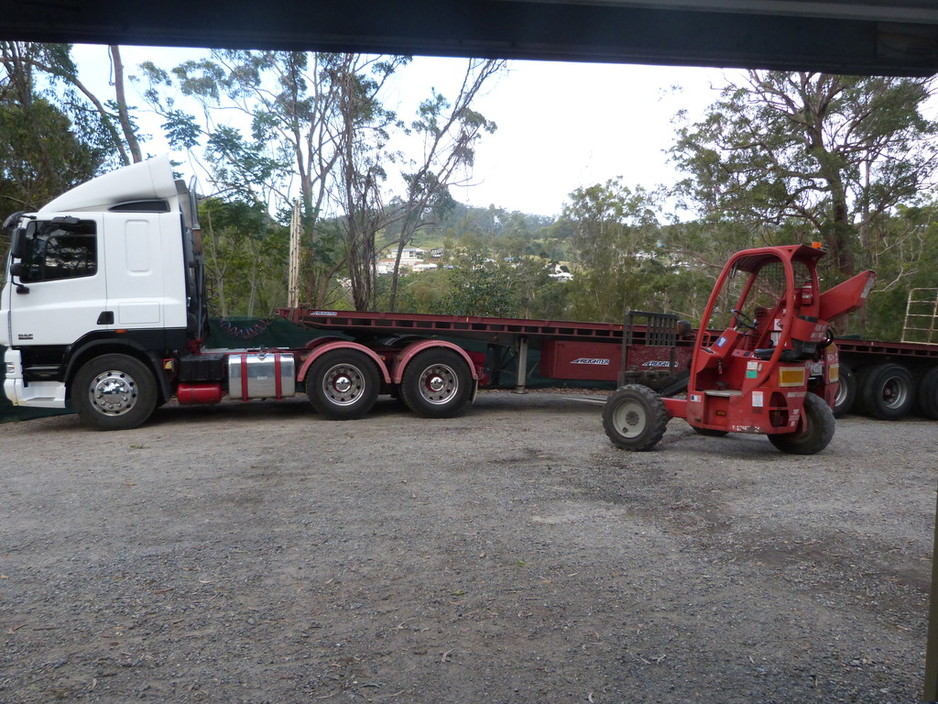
[602,244,876,454]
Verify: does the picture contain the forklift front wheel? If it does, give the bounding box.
[602,384,669,451]
[768,392,835,455]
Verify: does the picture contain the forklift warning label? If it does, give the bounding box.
[571,358,610,365]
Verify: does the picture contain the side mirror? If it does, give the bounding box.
[10,228,26,259]
[9,261,29,293]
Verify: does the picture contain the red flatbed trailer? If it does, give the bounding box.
[276,307,696,394]
[277,306,938,421]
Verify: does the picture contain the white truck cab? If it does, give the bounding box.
[3,157,479,430]
[2,155,207,422]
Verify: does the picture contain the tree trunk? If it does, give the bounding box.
[109,46,143,163]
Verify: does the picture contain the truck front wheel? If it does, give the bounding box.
[71,354,158,431]
[306,350,380,420]
[400,349,473,418]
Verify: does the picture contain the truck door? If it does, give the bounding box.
[6,216,108,347]
[102,211,167,331]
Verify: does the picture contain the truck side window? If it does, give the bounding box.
[18,220,97,283]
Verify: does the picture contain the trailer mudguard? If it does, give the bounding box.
[390,340,480,385]
[296,341,392,384]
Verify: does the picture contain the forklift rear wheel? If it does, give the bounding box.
[768,392,835,455]
[602,384,669,451]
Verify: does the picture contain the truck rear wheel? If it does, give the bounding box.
[859,362,914,420]
[306,350,380,420]
[602,384,669,451]
[918,367,938,420]
[71,354,158,431]
[399,349,472,418]
[768,392,835,455]
[832,362,856,418]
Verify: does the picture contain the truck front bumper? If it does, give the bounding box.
[3,349,67,409]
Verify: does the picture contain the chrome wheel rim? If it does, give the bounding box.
[418,363,459,406]
[322,363,366,406]
[880,376,909,410]
[89,369,139,417]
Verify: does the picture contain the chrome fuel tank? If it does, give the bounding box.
[228,352,295,400]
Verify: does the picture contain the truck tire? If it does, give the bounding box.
[832,362,856,418]
[306,350,380,420]
[918,367,938,420]
[602,384,669,451]
[399,349,473,418]
[768,392,835,455]
[71,354,158,431]
[859,362,914,420]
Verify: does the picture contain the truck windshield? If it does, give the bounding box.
[17,220,97,283]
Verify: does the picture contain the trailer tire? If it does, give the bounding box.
[832,362,856,418]
[859,362,914,420]
[306,350,380,420]
[399,349,473,418]
[602,384,669,451]
[918,367,938,420]
[768,392,835,455]
[71,354,158,431]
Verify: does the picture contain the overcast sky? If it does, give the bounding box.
[72,45,738,217]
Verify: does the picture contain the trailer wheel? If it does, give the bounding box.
[859,362,914,420]
[768,392,835,455]
[918,367,938,420]
[400,349,473,418]
[71,354,158,431]
[832,362,856,418]
[602,384,669,451]
[306,350,379,420]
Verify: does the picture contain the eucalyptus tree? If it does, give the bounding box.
[140,50,409,309]
[0,41,129,218]
[561,178,676,323]
[671,71,938,279]
[386,58,506,311]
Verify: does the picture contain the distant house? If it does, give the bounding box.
[400,248,426,267]
[376,247,428,275]
[376,260,395,275]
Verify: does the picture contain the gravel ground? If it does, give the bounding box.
[0,390,934,703]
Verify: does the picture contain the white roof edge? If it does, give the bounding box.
[38,155,177,215]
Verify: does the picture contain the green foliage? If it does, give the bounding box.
[0,96,99,213]
[0,42,117,219]
[671,71,938,278]
[200,197,290,317]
